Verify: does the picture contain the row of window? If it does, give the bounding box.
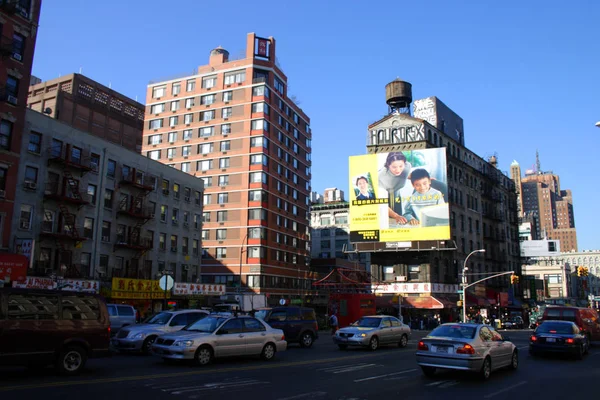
[152,71,246,98]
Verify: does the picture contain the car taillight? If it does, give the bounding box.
[530,335,537,342]
[417,341,428,351]
[456,344,475,354]
[108,326,111,335]
[566,338,574,344]
[314,322,319,331]
[281,335,285,341]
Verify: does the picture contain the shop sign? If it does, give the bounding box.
[111,278,169,300]
[173,282,226,296]
[0,254,28,283]
[13,276,56,290]
[373,282,459,294]
[12,277,100,293]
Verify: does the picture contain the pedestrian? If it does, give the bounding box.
[329,313,339,335]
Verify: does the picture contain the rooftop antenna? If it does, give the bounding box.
[109,82,112,89]
[79,67,82,74]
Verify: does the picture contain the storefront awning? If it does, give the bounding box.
[402,296,444,309]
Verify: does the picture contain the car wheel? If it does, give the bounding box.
[586,334,592,348]
[261,343,276,360]
[480,357,491,380]
[369,336,379,351]
[576,344,584,360]
[56,345,87,376]
[421,366,436,378]
[338,344,348,350]
[509,350,518,370]
[142,336,157,355]
[299,332,314,348]
[399,334,408,348]
[584,337,590,354]
[194,346,213,366]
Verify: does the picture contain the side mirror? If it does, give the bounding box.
[216,329,227,335]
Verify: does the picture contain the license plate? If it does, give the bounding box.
[436,346,448,353]
[547,338,556,343]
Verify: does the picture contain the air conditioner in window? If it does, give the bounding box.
[102,235,109,242]
[7,95,18,105]
[97,266,107,274]
[395,276,407,282]
[24,181,37,190]
[21,222,30,229]
[170,247,177,253]
[184,196,190,202]
[184,265,190,271]
[13,53,23,61]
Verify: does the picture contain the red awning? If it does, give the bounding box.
[0,254,28,283]
[402,296,444,309]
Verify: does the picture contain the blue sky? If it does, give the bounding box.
[33,0,600,250]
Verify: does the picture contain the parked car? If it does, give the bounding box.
[416,323,518,380]
[541,306,600,342]
[530,320,589,359]
[0,288,111,375]
[152,315,287,365]
[255,306,319,348]
[112,309,209,354]
[107,304,137,334]
[332,315,411,350]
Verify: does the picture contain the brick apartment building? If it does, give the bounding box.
[27,73,145,152]
[142,33,314,302]
[0,0,41,252]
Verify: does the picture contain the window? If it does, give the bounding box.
[201,94,215,105]
[0,119,13,150]
[220,140,230,151]
[173,183,180,199]
[219,158,230,168]
[152,86,166,98]
[201,230,209,240]
[274,78,284,95]
[169,116,178,127]
[217,193,228,204]
[24,166,38,183]
[252,102,269,114]
[202,76,216,89]
[193,239,199,256]
[252,86,269,98]
[224,70,246,85]
[170,100,179,111]
[184,113,193,124]
[170,235,177,249]
[202,212,210,223]
[101,221,111,241]
[218,175,229,186]
[83,218,94,239]
[104,189,113,209]
[12,33,25,60]
[250,154,267,166]
[248,227,265,239]
[217,210,227,222]
[0,166,7,190]
[222,107,232,118]
[216,248,227,259]
[248,190,266,202]
[8,293,59,320]
[221,124,231,135]
[195,191,201,205]
[87,184,97,205]
[172,82,181,95]
[248,209,267,220]
[160,205,168,222]
[27,132,41,153]
[183,129,193,141]
[198,143,213,154]
[149,119,163,129]
[167,148,176,159]
[107,159,116,178]
[20,204,33,229]
[181,162,190,173]
[197,160,213,171]
[251,119,269,131]
[249,171,267,184]
[250,136,268,148]
[216,229,227,240]
[201,176,212,187]
[159,233,166,250]
[248,247,265,258]
[148,150,160,160]
[201,110,215,121]
[186,79,196,92]
[223,91,233,102]
[199,126,213,137]
[150,103,164,114]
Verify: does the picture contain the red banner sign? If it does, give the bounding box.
[257,38,269,57]
[0,254,28,283]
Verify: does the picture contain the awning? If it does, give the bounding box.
[402,296,445,309]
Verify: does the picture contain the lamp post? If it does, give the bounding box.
[462,249,486,323]
[238,233,249,295]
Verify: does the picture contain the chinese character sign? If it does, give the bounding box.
[111,278,169,300]
[349,149,450,243]
[373,282,458,294]
[173,282,226,296]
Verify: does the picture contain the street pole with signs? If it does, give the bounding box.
[462,249,486,323]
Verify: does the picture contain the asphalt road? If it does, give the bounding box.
[0,330,598,399]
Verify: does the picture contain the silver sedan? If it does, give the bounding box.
[151,315,287,365]
[333,315,411,350]
[416,323,518,380]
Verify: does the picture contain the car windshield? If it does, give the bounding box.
[184,316,227,333]
[145,312,172,325]
[429,325,477,339]
[254,310,269,320]
[353,317,381,328]
[537,323,573,334]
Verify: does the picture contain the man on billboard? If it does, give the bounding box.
[401,168,446,226]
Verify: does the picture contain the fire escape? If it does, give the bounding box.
[114,167,154,279]
[41,143,93,279]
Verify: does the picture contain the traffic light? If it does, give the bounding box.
[457,300,463,307]
[582,267,589,277]
[510,275,519,284]
[577,266,584,277]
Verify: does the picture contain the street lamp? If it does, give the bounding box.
[462,249,486,323]
[238,233,249,294]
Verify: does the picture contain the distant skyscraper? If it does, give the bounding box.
[510,160,523,217]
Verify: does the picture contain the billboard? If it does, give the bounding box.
[349,148,450,243]
[520,239,561,257]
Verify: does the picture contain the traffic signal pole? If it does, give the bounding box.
[461,270,515,323]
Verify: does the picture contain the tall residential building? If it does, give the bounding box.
[27,73,145,152]
[510,160,523,217]
[0,0,42,252]
[359,79,522,313]
[141,33,313,303]
[519,163,577,252]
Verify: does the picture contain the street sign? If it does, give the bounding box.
[158,275,174,291]
[279,298,286,306]
[457,290,464,294]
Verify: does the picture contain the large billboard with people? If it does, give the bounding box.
[348,148,450,242]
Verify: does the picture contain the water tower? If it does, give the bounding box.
[385,78,413,115]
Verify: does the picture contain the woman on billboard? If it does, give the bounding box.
[378,152,412,224]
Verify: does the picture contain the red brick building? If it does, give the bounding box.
[141,33,314,303]
[0,0,42,252]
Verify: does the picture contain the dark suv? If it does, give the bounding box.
[0,288,111,375]
[255,306,319,348]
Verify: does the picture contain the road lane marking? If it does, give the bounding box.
[277,392,328,400]
[439,381,459,388]
[317,363,374,372]
[517,345,529,349]
[426,381,446,386]
[483,381,528,399]
[171,380,267,394]
[353,368,417,382]
[0,351,412,392]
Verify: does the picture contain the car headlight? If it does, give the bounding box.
[358,333,367,338]
[174,340,194,347]
[132,333,146,339]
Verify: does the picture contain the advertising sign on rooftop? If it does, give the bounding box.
[349,148,450,243]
